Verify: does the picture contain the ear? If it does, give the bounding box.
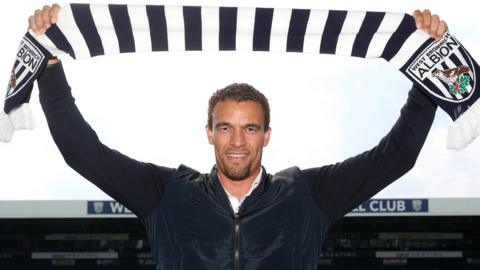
[263,127,272,147]
[205,125,214,145]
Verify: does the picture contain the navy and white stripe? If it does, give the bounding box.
[219,7,237,50]
[146,5,168,51]
[286,9,310,53]
[40,4,420,61]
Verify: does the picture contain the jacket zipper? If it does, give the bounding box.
[234,212,240,270]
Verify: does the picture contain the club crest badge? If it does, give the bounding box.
[406,32,476,103]
[412,200,423,212]
[5,34,46,100]
[432,66,471,95]
[93,201,105,214]
[6,69,16,96]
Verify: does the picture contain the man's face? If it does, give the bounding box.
[206,100,271,181]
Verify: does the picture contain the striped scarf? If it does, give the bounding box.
[2,4,479,149]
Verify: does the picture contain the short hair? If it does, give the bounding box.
[207,83,270,130]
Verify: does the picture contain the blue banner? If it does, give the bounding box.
[87,201,134,215]
[351,199,428,213]
[88,199,428,215]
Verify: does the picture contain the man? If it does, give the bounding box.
[31,5,446,270]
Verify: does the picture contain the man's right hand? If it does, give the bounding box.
[29,4,61,64]
[29,4,60,35]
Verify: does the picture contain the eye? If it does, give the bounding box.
[245,126,259,134]
[218,126,231,133]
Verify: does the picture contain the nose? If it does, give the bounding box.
[230,128,246,147]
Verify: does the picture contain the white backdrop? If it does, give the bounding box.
[1,0,479,200]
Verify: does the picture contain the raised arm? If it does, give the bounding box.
[302,86,436,224]
[33,5,175,218]
[302,10,446,225]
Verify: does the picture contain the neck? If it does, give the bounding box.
[217,168,261,201]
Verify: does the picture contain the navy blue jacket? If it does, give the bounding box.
[38,63,437,270]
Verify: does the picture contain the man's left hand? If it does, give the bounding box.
[412,9,448,40]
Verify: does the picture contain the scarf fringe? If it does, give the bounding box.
[0,103,35,142]
[447,98,480,150]
[0,111,14,142]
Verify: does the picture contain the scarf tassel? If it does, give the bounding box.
[0,104,35,142]
[447,98,480,150]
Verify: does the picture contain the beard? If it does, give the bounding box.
[215,146,262,181]
[222,164,251,181]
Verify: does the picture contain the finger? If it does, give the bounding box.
[29,15,40,34]
[50,3,61,24]
[412,10,423,28]
[41,6,51,28]
[422,9,432,31]
[430,14,439,38]
[436,20,448,38]
[34,9,44,32]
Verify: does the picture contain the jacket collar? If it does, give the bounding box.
[209,165,269,215]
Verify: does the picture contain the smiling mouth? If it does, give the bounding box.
[225,152,249,160]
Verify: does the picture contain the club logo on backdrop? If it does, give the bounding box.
[412,200,423,212]
[406,32,476,103]
[93,201,105,214]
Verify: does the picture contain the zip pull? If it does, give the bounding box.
[234,212,241,270]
